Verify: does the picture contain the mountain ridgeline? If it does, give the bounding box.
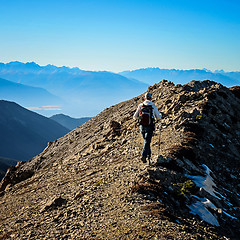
[0,80,240,239]
[120,68,240,87]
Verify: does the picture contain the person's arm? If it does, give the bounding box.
[133,104,142,119]
[153,105,162,120]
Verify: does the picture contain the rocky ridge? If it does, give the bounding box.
[0,80,239,239]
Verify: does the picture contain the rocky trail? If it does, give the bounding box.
[0,80,239,239]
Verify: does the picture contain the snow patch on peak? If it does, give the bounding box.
[186,164,218,198]
[187,196,220,226]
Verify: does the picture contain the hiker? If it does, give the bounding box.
[133,92,162,163]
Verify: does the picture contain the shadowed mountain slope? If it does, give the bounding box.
[50,114,91,131]
[0,80,239,239]
[0,157,18,180]
[0,77,62,107]
[0,100,69,162]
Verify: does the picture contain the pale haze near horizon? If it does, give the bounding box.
[0,0,239,72]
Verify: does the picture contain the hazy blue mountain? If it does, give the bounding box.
[0,62,149,117]
[0,61,83,74]
[217,71,240,83]
[50,114,91,131]
[120,68,240,87]
[0,100,69,162]
[0,156,18,180]
[0,77,63,108]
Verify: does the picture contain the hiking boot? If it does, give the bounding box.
[141,156,147,163]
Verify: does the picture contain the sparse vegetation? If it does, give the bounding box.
[174,180,196,196]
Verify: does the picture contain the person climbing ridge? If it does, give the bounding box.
[133,92,162,163]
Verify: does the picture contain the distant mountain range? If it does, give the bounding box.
[0,62,149,117]
[119,68,240,87]
[0,77,63,107]
[0,100,69,162]
[50,114,91,131]
[1,62,239,118]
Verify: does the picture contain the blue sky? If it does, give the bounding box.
[0,0,239,72]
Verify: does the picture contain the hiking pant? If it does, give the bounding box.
[140,125,154,159]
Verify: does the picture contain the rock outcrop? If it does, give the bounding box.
[0,80,239,239]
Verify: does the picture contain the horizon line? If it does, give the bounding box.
[0,60,239,73]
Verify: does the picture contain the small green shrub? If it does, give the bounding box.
[174,180,195,195]
[96,179,104,186]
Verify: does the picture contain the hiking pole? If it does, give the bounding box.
[128,123,136,159]
[157,121,162,157]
